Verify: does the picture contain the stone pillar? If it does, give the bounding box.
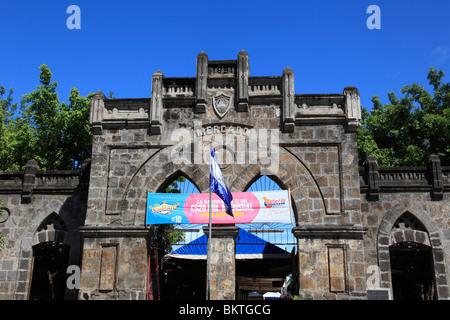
[366,155,380,201]
[150,70,164,135]
[203,225,239,300]
[292,226,367,300]
[429,154,443,199]
[195,51,208,113]
[89,90,106,135]
[237,50,249,112]
[343,86,361,132]
[22,159,39,203]
[282,67,295,133]
[78,226,150,300]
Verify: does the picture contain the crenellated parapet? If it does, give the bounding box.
[360,155,449,200]
[88,51,362,135]
[0,159,90,202]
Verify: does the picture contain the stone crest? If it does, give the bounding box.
[213,93,231,119]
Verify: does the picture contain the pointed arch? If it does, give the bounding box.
[376,202,448,299]
[244,174,284,192]
[34,212,69,245]
[229,146,327,225]
[14,201,81,299]
[378,203,441,241]
[156,170,201,194]
[119,147,209,225]
[242,174,297,222]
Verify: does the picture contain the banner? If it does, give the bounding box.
[146,190,293,225]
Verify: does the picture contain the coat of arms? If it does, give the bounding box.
[212,94,231,119]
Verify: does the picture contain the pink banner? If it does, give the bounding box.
[146,190,293,225]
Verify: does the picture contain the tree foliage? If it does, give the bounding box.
[358,67,450,167]
[0,65,93,171]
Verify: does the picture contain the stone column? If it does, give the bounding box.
[429,154,443,199]
[292,226,367,300]
[195,51,208,113]
[150,70,164,135]
[21,159,39,203]
[282,67,295,133]
[366,155,380,201]
[343,86,361,132]
[237,50,249,112]
[78,226,150,300]
[89,90,106,135]
[203,225,239,300]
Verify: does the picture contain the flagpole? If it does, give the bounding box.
[207,186,212,300]
[207,144,213,300]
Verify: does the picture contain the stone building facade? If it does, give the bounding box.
[0,51,449,300]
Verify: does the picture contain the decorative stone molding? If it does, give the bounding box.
[292,225,367,240]
[195,51,208,113]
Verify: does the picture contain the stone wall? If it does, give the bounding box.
[81,50,366,300]
[0,160,89,299]
[360,157,450,300]
[0,51,448,300]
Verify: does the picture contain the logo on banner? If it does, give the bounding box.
[262,196,286,208]
[149,201,180,215]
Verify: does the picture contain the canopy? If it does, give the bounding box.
[165,227,291,260]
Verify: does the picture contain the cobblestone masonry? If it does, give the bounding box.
[0,52,448,300]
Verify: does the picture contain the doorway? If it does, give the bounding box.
[389,241,436,300]
[29,242,70,300]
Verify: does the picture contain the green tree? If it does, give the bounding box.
[0,86,30,171]
[0,65,92,171]
[358,67,450,167]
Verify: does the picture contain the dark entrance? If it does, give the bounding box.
[29,242,70,300]
[389,242,436,300]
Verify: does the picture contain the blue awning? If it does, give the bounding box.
[165,227,291,260]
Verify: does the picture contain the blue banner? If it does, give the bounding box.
[146,193,191,225]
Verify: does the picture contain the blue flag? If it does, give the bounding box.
[210,149,233,217]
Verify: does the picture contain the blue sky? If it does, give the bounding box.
[1,0,449,111]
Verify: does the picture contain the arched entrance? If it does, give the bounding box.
[377,204,448,300]
[389,241,435,300]
[388,212,436,300]
[149,173,206,300]
[236,175,297,300]
[29,242,70,300]
[29,213,70,300]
